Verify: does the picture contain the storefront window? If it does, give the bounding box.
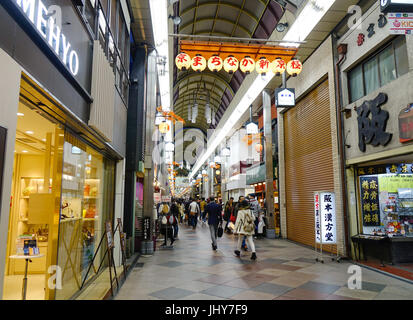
[55,134,115,300]
[3,102,64,300]
[357,165,413,237]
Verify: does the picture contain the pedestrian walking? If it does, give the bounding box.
[234,196,248,251]
[189,198,200,230]
[205,196,223,251]
[170,199,180,240]
[160,204,175,246]
[233,199,257,260]
[223,197,234,233]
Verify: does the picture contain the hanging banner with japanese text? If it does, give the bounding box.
[359,176,381,227]
[314,193,321,243]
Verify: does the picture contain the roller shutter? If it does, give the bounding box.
[284,80,337,253]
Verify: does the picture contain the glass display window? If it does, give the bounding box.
[3,102,64,300]
[357,164,413,237]
[55,133,115,300]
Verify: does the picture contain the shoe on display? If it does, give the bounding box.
[251,252,257,261]
[234,250,241,257]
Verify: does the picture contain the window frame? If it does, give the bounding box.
[347,36,408,104]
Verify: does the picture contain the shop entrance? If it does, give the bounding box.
[352,155,413,280]
[3,89,64,300]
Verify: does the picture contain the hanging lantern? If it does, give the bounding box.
[215,170,221,175]
[210,161,216,169]
[256,57,270,75]
[159,121,170,134]
[255,143,263,153]
[286,58,303,77]
[240,56,255,74]
[208,55,223,72]
[191,54,207,72]
[214,155,221,163]
[223,56,239,74]
[175,52,191,71]
[271,57,286,76]
[202,169,207,175]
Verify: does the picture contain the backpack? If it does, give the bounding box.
[243,211,255,233]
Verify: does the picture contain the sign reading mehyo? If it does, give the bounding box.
[14,0,80,76]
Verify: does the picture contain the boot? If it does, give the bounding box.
[251,252,257,261]
[234,250,240,257]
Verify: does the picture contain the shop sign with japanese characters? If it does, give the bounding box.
[359,176,381,227]
[357,163,413,175]
[314,192,337,244]
[356,93,392,152]
[388,12,413,35]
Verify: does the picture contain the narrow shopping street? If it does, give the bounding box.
[115,222,413,300]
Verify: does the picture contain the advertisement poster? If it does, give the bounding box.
[360,176,381,227]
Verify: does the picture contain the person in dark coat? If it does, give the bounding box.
[170,200,180,239]
[205,196,223,251]
[223,197,234,233]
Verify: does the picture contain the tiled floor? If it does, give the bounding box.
[115,222,413,300]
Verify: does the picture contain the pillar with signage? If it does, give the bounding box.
[263,89,276,238]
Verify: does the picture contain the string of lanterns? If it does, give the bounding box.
[176,52,302,77]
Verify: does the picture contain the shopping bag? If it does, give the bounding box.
[228,222,235,231]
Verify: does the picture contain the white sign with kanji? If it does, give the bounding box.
[314,193,321,243]
[319,192,337,244]
[315,192,337,244]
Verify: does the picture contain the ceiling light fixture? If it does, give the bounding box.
[276,22,289,33]
[25,131,34,135]
[169,14,182,25]
[17,113,24,116]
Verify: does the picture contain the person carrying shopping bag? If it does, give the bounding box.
[233,200,257,260]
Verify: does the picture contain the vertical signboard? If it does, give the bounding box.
[360,176,381,227]
[315,192,337,244]
[314,193,321,243]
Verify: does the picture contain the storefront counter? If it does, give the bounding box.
[352,234,413,266]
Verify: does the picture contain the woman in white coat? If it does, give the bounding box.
[234,200,257,260]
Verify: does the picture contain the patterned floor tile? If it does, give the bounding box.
[201,285,245,299]
[251,283,292,296]
[157,261,186,268]
[298,281,342,295]
[231,290,278,300]
[360,281,387,292]
[281,288,330,300]
[332,287,379,300]
[149,287,195,300]
[197,274,241,285]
